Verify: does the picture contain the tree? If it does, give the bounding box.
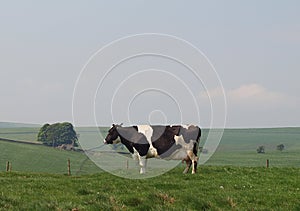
[277,144,285,151]
[257,145,265,153]
[37,123,50,144]
[37,122,78,147]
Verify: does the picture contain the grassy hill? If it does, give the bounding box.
[0,122,40,128]
[77,127,300,168]
[0,140,100,175]
[205,127,300,167]
[0,128,40,143]
[0,126,300,209]
[0,166,299,210]
[0,126,300,175]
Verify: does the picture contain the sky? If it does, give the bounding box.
[0,1,299,128]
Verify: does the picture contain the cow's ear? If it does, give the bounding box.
[112,124,115,127]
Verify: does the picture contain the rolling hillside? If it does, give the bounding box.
[0,125,300,174]
[205,127,300,167]
[0,140,100,174]
[0,122,40,128]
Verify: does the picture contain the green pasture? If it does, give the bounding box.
[205,128,300,167]
[0,126,299,174]
[0,166,299,210]
[0,125,300,210]
[0,128,39,143]
[0,141,100,175]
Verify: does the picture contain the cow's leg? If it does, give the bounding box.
[193,157,198,174]
[187,151,198,174]
[182,156,192,174]
[139,156,147,174]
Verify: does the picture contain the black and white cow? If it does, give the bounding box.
[104,124,201,174]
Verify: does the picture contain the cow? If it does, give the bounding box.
[104,124,201,174]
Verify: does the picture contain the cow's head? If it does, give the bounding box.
[104,124,121,144]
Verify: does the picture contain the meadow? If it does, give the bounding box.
[1,126,300,174]
[0,125,300,209]
[0,127,40,143]
[0,166,299,210]
[204,128,300,167]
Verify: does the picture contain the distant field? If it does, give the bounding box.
[205,128,300,167]
[0,122,40,128]
[78,127,300,168]
[0,141,100,175]
[0,126,300,174]
[0,167,299,210]
[0,127,40,143]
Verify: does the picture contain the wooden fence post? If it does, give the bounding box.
[67,159,71,176]
[266,159,269,168]
[126,159,129,170]
[6,161,9,172]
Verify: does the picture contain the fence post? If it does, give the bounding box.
[126,159,129,170]
[67,159,71,176]
[6,161,9,172]
[266,159,269,168]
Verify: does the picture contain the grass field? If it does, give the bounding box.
[0,125,300,209]
[0,126,300,174]
[0,141,100,175]
[0,166,299,210]
[0,127,40,143]
[0,122,40,128]
[205,128,300,167]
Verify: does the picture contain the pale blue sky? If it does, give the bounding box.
[0,1,299,127]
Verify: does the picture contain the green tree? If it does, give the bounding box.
[257,145,265,154]
[37,122,78,147]
[37,123,50,144]
[277,144,285,151]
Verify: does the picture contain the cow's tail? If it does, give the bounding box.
[193,127,201,156]
[192,127,201,173]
